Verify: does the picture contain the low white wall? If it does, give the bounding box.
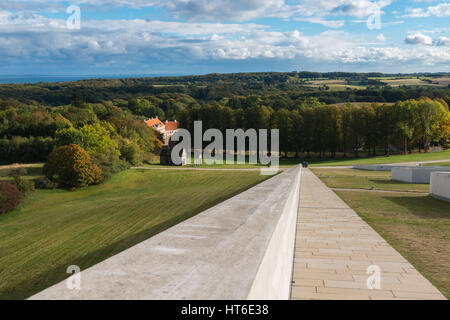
[29,166,302,300]
[430,172,450,202]
[392,167,450,184]
[247,166,300,299]
[353,164,410,171]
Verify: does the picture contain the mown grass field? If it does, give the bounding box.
[310,168,429,192]
[0,169,268,299]
[423,161,450,167]
[307,149,450,167]
[148,149,450,169]
[334,190,450,298]
[0,163,43,181]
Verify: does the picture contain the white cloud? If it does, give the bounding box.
[294,17,345,28]
[405,33,433,45]
[1,0,394,26]
[0,3,448,72]
[376,33,386,41]
[0,9,448,69]
[434,36,450,46]
[403,3,450,18]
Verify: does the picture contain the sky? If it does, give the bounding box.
[0,0,449,75]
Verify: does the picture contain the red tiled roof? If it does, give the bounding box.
[164,121,178,131]
[145,118,164,129]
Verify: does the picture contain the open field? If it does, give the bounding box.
[430,77,450,87]
[307,149,450,167]
[304,79,366,90]
[366,76,446,87]
[311,168,429,192]
[334,190,450,298]
[0,163,43,180]
[422,161,450,167]
[379,78,439,87]
[0,169,268,299]
[148,149,450,168]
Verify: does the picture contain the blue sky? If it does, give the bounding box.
[0,0,449,75]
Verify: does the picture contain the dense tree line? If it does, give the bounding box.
[0,72,449,107]
[0,72,449,166]
[176,98,449,157]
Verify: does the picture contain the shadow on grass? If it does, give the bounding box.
[0,177,268,300]
[381,195,450,220]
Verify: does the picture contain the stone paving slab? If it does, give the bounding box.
[290,169,446,300]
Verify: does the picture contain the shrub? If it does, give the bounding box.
[0,182,21,214]
[120,141,143,165]
[35,177,58,190]
[10,167,28,176]
[44,144,104,188]
[91,148,130,180]
[142,152,158,165]
[10,175,35,199]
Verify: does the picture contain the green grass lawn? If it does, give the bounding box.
[307,149,450,167]
[334,190,450,298]
[0,163,44,181]
[0,169,268,299]
[422,161,450,167]
[147,149,450,169]
[147,156,301,168]
[311,168,429,192]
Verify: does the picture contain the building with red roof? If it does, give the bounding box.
[145,117,179,145]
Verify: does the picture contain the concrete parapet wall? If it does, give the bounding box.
[353,164,410,171]
[30,166,302,300]
[392,166,450,184]
[430,172,450,202]
[247,166,300,299]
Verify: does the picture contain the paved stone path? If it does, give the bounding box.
[291,169,446,300]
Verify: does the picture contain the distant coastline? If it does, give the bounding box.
[0,74,185,84]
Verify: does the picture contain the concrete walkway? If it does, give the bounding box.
[291,169,446,300]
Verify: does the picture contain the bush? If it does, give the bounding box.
[35,177,58,190]
[10,167,28,176]
[0,182,21,214]
[120,141,143,165]
[10,174,35,199]
[44,144,104,188]
[91,148,130,180]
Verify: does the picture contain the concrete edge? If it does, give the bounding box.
[247,166,301,300]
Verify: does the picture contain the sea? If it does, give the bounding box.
[0,74,185,84]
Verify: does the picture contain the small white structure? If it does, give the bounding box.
[430,172,450,202]
[392,166,450,184]
[353,164,411,172]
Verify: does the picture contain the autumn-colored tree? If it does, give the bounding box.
[44,144,103,188]
[0,182,21,214]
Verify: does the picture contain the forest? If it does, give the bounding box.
[0,71,449,167]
